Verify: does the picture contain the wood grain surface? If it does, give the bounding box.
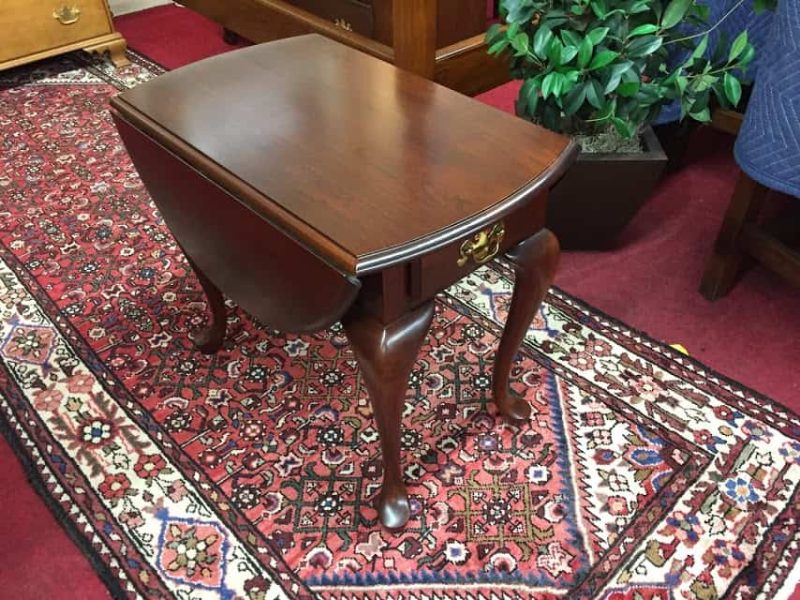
[112,35,575,275]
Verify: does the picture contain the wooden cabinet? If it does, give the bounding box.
[286,0,487,48]
[0,0,128,71]
[434,0,489,47]
[287,0,374,40]
[177,0,511,96]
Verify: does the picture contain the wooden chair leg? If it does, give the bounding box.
[493,229,560,422]
[342,301,434,531]
[700,172,770,301]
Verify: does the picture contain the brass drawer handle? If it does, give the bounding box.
[457,222,505,267]
[53,5,81,25]
[334,18,353,31]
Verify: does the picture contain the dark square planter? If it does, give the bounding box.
[546,126,668,250]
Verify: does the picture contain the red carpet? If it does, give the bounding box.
[113,5,249,69]
[0,438,110,599]
[0,5,797,599]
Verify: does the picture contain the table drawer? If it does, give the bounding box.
[0,0,112,63]
[286,0,373,38]
[412,194,548,300]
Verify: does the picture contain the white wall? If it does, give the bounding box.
[109,0,172,16]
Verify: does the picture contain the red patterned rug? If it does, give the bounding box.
[0,52,798,600]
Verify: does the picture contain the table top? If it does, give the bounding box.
[112,35,576,275]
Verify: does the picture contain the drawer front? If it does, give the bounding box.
[0,0,112,63]
[412,194,547,301]
[287,0,373,39]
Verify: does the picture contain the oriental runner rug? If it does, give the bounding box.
[0,52,798,600]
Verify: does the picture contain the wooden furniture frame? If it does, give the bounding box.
[711,107,744,136]
[700,172,800,300]
[110,36,576,530]
[270,0,488,49]
[0,0,128,71]
[175,0,510,96]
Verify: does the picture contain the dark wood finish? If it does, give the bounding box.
[186,256,228,353]
[547,126,668,249]
[358,266,416,325]
[740,225,800,287]
[711,107,744,136]
[174,0,504,96]
[414,195,546,300]
[653,120,697,174]
[288,0,374,39]
[111,114,361,333]
[392,0,437,78]
[342,301,435,529]
[281,0,484,48]
[493,229,559,421]
[371,0,393,45]
[111,38,577,529]
[211,0,487,49]
[699,172,800,300]
[436,0,486,47]
[700,173,767,300]
[112,36,573,275]
[435,34,512,97]
[179,0,394,63]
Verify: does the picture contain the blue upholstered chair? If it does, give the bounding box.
[700,0,800,300]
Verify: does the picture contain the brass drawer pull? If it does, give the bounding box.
[457,222,505,267]
[53,5,81,25]
[334,18,353,31]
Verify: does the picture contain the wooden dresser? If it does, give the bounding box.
[286,0,487,48]
[176,0,509,96]
[0,0,128,71]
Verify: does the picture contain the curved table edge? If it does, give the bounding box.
[353,138,580,275]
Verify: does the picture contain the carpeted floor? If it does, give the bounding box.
[0,5,798,599]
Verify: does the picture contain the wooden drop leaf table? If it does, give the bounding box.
[110,35,577,530]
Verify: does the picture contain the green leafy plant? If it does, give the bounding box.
[486,0,769,144]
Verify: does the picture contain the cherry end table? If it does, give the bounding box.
[110,35,577,530]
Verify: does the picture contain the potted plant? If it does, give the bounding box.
[486,0,764,249]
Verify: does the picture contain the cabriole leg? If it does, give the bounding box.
[493,229,560,422]
[343,301,434,530]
